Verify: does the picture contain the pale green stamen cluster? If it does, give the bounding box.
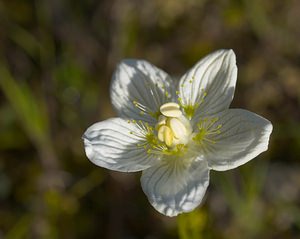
[192,117,222,145]
[128,120,164,153]
[177,76,207,119]
[131,82,171,119]
[129,98,222,158]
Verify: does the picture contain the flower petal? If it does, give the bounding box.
[179,49,237,120]
[83,118,159,172]
[111,59,176,123]
[205,109,273,171]
[141,158,209,217]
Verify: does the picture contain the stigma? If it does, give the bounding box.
[156,102,192,148]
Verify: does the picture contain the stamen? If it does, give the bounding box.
[133,100,152,115]
[157,125,168,142]
[178,72,207,119]
[192,117,222,145]
[164,127,174,147]
[160,102,182,117]
[129,120,183,157]
[130,101,193,157]
[168,118,187,139]
[128,120,154,140]
[131,79,172,120]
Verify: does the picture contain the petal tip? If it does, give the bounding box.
[225,49,237,63]
[118,58,140,67]
[217,49,236,63]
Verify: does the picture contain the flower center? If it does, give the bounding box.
[155,102,192,148]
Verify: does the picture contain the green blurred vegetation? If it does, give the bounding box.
[0,0,300,238]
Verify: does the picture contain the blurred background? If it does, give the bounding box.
[0,0,300,238]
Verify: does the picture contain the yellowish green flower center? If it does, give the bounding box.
[129,100,222,157]
[155,102,191,148]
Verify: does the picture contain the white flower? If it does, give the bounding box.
[83,49,273,217]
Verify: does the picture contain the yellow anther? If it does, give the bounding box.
[157,125,174,147]
[169,118,187,139]
[164,127,174,147]
[160,102,182,118]
[158,125,167,142]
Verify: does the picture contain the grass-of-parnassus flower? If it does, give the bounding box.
[83,49,273,217]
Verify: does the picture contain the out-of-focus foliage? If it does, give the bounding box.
[0,0,300,238]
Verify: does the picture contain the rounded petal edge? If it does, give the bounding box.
[83,118,159,172]
[141,159,210,217]
[206,109,273,171]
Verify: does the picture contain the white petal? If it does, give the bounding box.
[179,49,237,120]
[205,109,273,171]
[141,158,209,217]
[111,59,176,123]
[83,118,159,172]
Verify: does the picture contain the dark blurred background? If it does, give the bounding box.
[0,0,300,238]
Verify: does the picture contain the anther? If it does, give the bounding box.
[158,125,174,147]
[168,118,187,139]
[160,102,182,118]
